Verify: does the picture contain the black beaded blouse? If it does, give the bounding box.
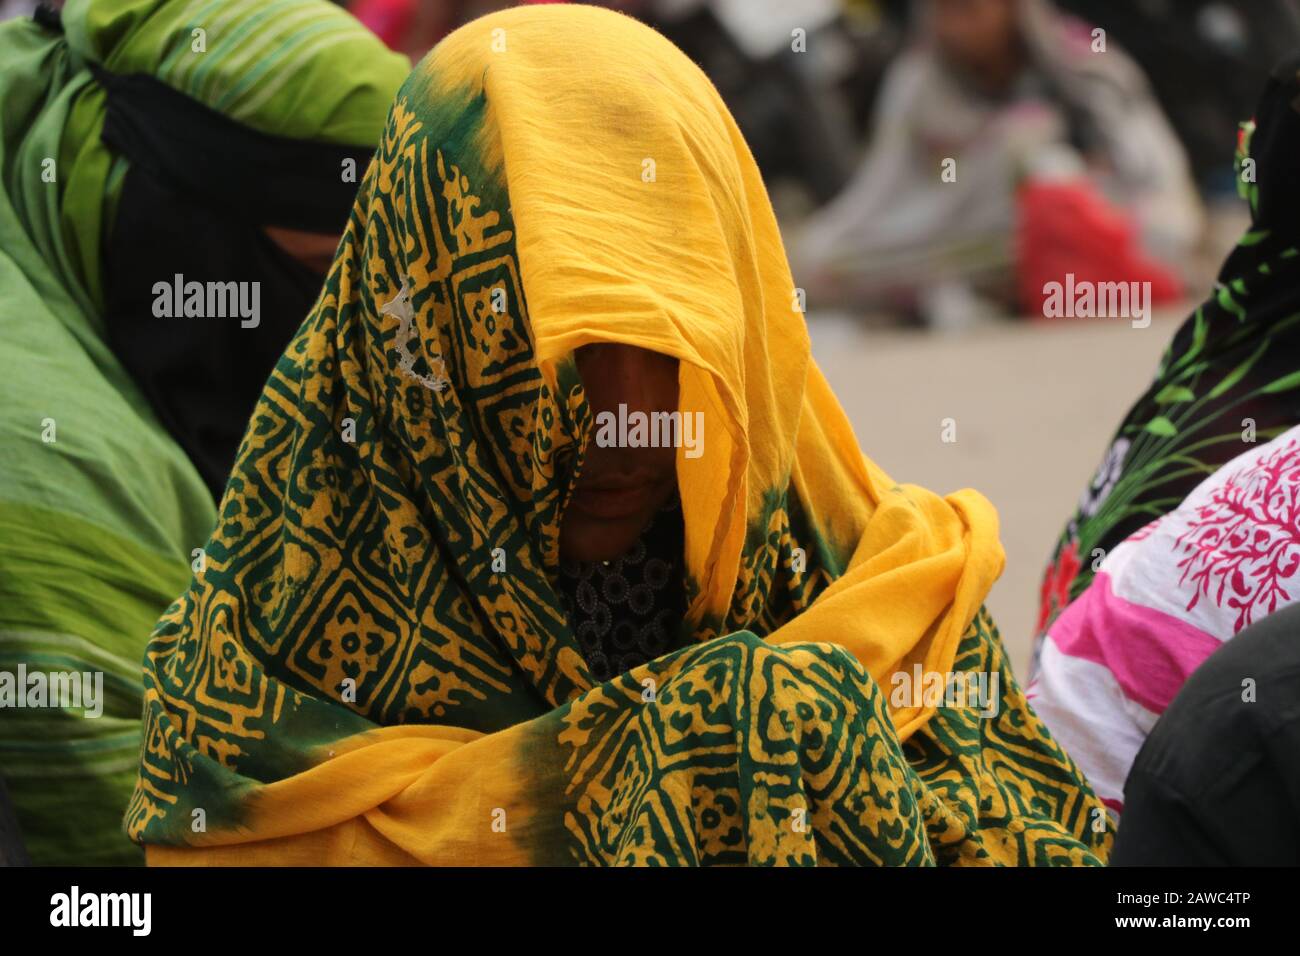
[556,497,687,683]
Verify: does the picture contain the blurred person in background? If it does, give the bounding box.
[350,0,647,61]
[791,0,1201,326]
[0,0,406,864]
[350,0,488,60]
[1029,56,1300,822]
[646,0,865,208]
[0,0,38,21]
[1057,0,1300,194]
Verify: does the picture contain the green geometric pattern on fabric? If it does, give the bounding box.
[524,607,1109,865]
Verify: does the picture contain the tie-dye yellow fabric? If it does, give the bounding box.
[129,4,1109,865]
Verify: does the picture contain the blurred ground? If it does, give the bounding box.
[810,308,1183,677]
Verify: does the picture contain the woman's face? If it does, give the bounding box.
[559,343,680,562]
[928,0,1022,88]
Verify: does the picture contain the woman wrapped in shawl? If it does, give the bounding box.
[0,0,406,864]
[1029,56,1300,817]
[1033,424,1300,817]
[128,3,1108,866]
[1036,55,1300,642]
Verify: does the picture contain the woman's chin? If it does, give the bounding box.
[558,509,653,563]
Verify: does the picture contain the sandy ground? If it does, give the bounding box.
[809,310,1182,678]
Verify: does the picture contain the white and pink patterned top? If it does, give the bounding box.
[1028,425,1300,816]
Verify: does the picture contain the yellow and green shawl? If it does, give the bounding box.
[130,4,1109,866]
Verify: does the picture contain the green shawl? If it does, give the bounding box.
[0,0,407,865]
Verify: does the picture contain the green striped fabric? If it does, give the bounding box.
[0,0,407,864]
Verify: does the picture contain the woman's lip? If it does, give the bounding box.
[569,482,661,518]
[579,476,656,491]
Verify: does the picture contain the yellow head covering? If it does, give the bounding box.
[415,4,1005,734]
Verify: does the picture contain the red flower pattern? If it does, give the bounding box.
[1037,540,1082,635]
[1174,438,1300,633]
